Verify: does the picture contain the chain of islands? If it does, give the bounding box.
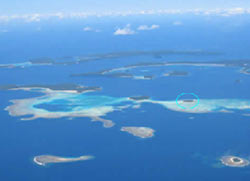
[1,52,250,167]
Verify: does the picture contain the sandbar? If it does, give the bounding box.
[33,155,94,166]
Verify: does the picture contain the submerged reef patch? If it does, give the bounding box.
[3,85,250,128]
[144,99,250,113]
[3,85,130,128]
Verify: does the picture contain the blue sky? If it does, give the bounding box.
[1,0,250,14]
[1,0,250,23]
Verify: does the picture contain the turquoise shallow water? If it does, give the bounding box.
[34,94,126,112]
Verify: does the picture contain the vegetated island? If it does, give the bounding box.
[72,59,250,79]
[134,75,154,80]
[176,99,198,109]
[71,72,134,78]
[220,156,250,167]
[33,155,94,166]
[182,99,196,102]
[164,71,189,76]
[0,50,216,68]
[121,127,155,138]
[0,83,101,93]
[29,57,55,65]
[128,96,150,101]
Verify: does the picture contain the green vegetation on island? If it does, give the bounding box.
[220,156,250,167]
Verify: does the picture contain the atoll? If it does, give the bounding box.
[220,156,250,167]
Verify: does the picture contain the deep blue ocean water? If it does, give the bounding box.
[1,16,250,180]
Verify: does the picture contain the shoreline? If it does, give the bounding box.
[33,155,94,166]
[33,157,44,166]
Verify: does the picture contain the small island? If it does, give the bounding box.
[0,83,101,93]
[29,58,54,65]
[128,96,150,101]
[121,127,155,138]
[240,67,250,75]
[164,71,189,77]
[220,156,250,167]
[181,99,196,103]
[134,75,154,80]
[33,155,94,166]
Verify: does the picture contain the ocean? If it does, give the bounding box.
[0,15,250,180]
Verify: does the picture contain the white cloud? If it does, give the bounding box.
[114,24,135,35]
[203,8,249,16]
[83,27,92,31]
[0,16,9,22]
[1,8,250,23]
[173,21,183,26]
[25,14,41,22]
[83,26,100,32]
[137,24,159,30]
[221,8,246,16]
